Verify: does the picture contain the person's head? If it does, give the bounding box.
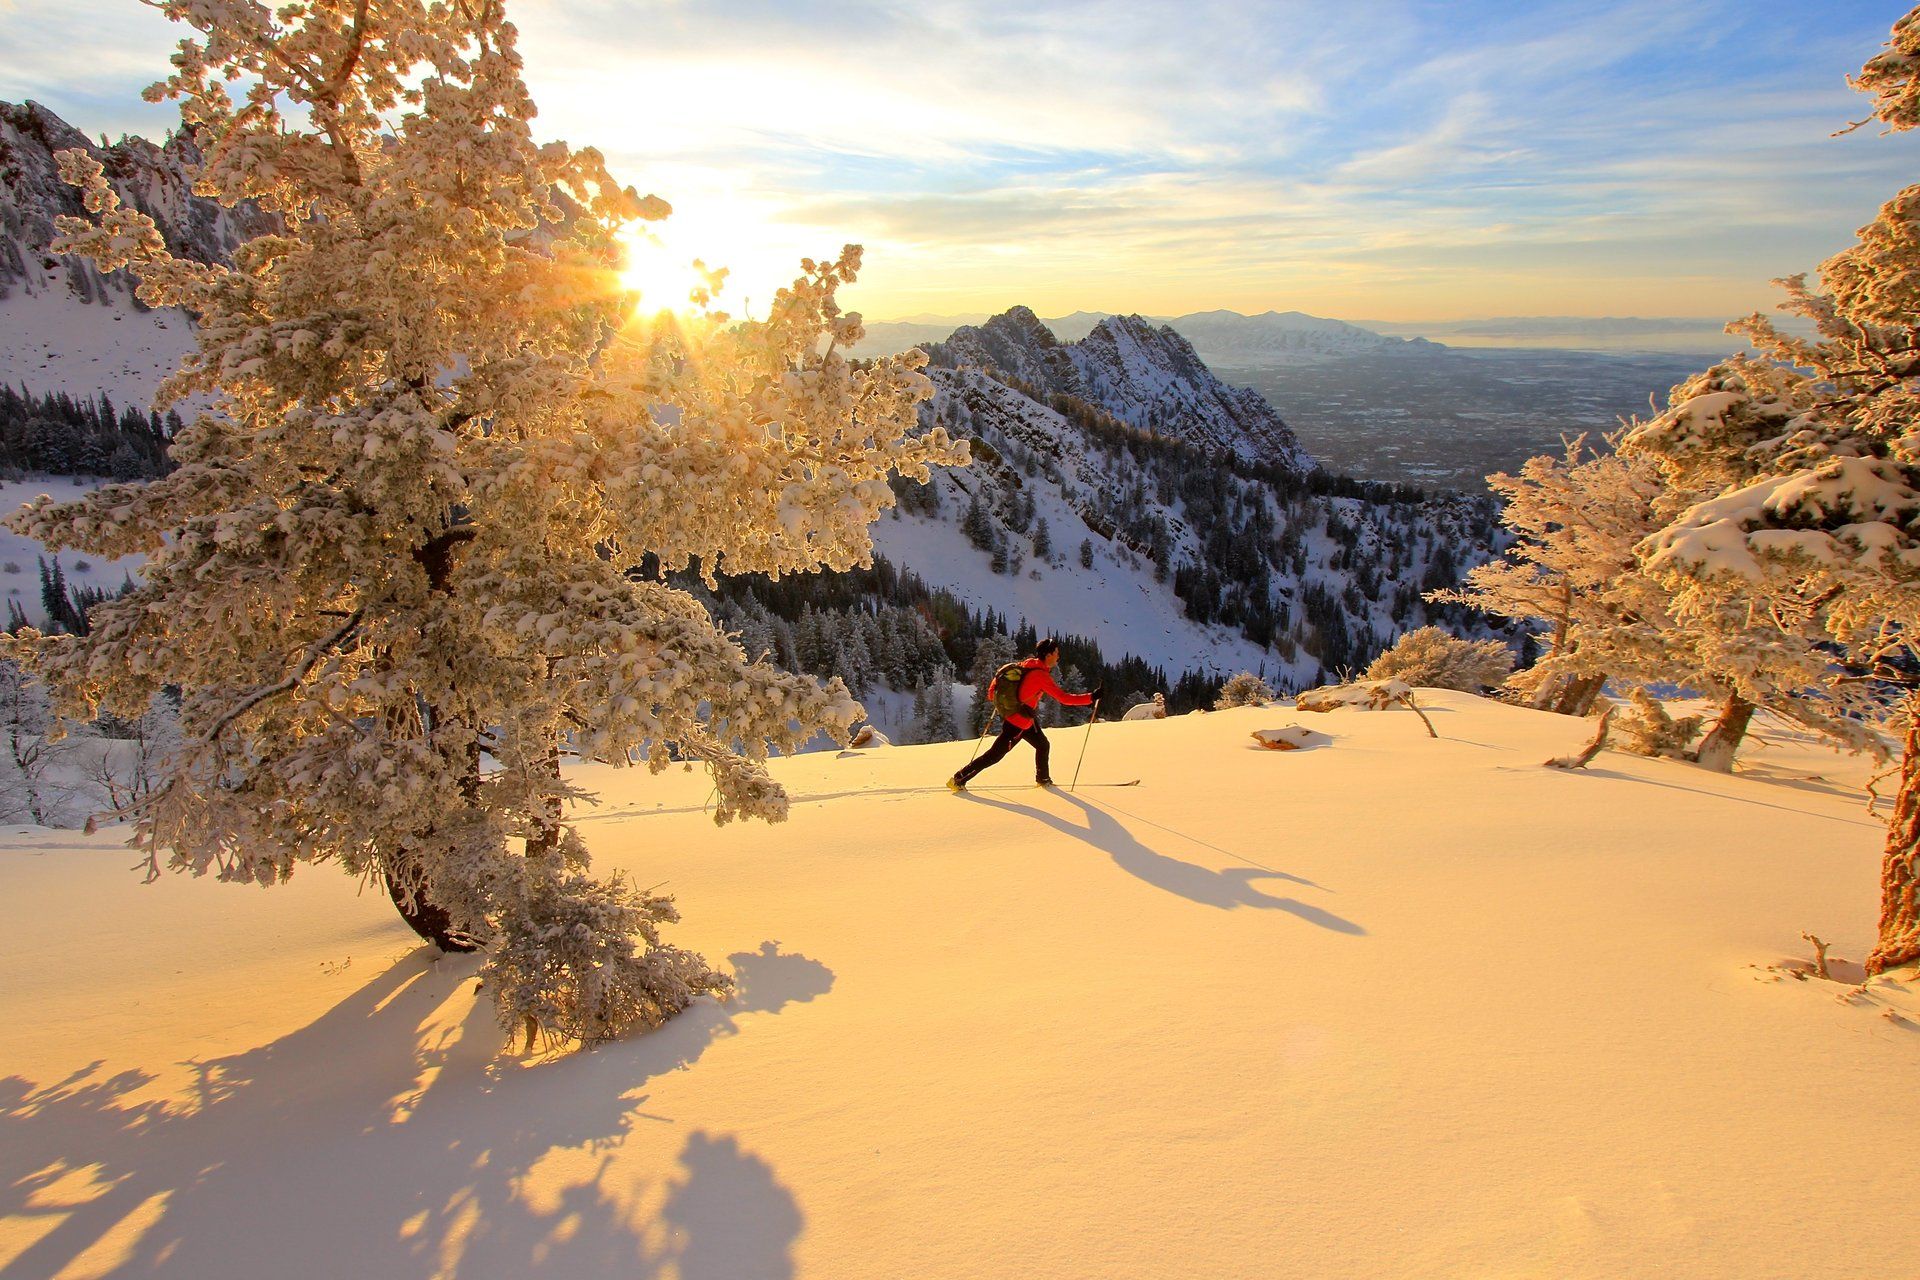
[1034,637,1060,668]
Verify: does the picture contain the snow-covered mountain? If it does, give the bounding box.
[872,316,1503,688]
[0,100,274,401]
[926,306,1314,470]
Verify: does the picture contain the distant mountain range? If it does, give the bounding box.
[853,308,1437,365]
[853,309,1763,363]
[1357,316,1733,339]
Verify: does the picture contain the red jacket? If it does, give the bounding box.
[1005,657,1093,731]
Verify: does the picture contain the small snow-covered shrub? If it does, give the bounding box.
[1614,689,1704,760]
[1215,672,1276,710]
[1122,693,1167,721]
[1363,626,1513,692]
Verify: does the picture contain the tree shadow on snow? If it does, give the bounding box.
[968,793,1366,935]
[0,941,830,1280]
[1570,766,1882,830]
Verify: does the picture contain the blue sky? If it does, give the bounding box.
[1,0,1913,320]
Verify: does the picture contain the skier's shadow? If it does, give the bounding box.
[0,941,828,1280]
[968,792,1366,934]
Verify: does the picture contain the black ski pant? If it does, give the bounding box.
[957,721,1051,784]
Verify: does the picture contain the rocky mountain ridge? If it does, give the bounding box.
[0,99,275,308]
[925,306,1315,471]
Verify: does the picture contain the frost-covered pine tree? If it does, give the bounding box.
[10,0,964,1045]
[1620,6,1920,973]
[1215,671,1276,710]
[1439,436,1874,768]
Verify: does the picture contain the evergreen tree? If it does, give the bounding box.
[16,0,965,1045]
[1616,8,1920,972]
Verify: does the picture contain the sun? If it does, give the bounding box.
[616,219,730,316]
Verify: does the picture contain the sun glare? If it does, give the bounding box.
[616,219,728,316]
[611,191,850,321]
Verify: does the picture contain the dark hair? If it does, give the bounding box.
[1034,638,1059,659]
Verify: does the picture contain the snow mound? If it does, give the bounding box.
[845,724,891,749]
[1295,677,1415,712]
[1249,725,1330,751]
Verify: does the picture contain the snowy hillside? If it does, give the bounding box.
[2,691,1908,1279]
[0,477,144,629]
[0,100,267,410]
[0,289,197,405]
[898,358,1501,687]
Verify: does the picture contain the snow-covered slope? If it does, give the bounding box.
[2,692,1907,1279]
[870,478,1273,677]
[0,289,196,405]
[897,361,1499,686]
[0,477,145,628]
[0,99,270,409]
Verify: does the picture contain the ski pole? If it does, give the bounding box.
[959,714,992,771]
[1070,697,1100,793]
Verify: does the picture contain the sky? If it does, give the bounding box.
[1,0,1915,323]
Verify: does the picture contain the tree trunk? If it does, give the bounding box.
[384,861,478,953]
[1868,700,1920,976]
[1691,693,1755,773]
[1550,672,1607,717]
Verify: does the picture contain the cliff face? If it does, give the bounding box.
[0,99,275,306]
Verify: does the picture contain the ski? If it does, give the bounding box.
[957,779,1141,792]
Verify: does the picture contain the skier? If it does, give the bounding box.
[949,638,1102,791]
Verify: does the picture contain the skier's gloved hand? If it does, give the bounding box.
[1090,685,1106,703]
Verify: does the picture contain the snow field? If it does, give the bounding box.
[0,691,1910,1279]
[0,290,195,409]
[0,477,146,630]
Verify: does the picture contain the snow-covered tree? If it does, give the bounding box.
[1363,626,1513,692]
[1430,438,1664,715]
[1619,7,1920,973]
[1439,436,1874,769]
[10,0,964,1045]
[967,635,1018,734]
[1215,671,1275,710]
